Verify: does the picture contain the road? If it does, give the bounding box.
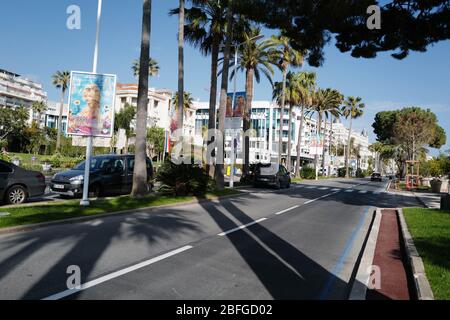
[0,178,421,300]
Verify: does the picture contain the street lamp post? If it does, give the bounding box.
[80,0,102,206]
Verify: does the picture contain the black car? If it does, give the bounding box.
[50,155,153,198]
[371,172,382,182]
[0,160,46,205]
[253,163,291,189]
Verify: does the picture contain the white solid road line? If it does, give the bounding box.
[42,245,193,300]
[218,218,267,236]
[275,205,300,215]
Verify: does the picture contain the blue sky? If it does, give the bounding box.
[1,0,449,154]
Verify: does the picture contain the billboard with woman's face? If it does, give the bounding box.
[67,71,116,137]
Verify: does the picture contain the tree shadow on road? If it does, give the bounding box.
[0,207,200,300]
[199,200,352,299]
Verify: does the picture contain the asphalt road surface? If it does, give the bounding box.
[0,178,422,300]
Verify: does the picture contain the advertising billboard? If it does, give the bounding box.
[66,71,116,137]
[309,133,324,156]
[225,91,246,130]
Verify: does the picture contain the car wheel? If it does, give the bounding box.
[89,184,102,198]
[6,185,28,205]
[275,179,281,190]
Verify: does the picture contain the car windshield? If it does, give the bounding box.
[73,157,113,171]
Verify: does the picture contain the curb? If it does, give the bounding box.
[397,208,434,300]
[349,208,382,300]
[0,192,244,236]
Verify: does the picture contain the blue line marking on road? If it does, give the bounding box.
[318,206,371,300]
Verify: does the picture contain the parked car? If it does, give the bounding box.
[0,160,46,205]
[50,154,153,198]
[371,172,382,182]
[253,163,291,189]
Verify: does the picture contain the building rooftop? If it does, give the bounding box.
[116,83,172,96]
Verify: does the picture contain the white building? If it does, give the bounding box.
[193,100,372,174]
[114,83,196,138]
[43,101,68,132]
[0,68,47,123]
[331,119,372,171]
[115,83,172,129]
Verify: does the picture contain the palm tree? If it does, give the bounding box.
[228,26,277,176]
[273,72,302,172]
[172,91,194,114]
[309,88,341,180]
[31,101,47,126]
[215,0,234,189]
[131,0,152,198]
[132,58,159,78]
[327,114,341,177]
[319,89,343,175]
[52,70,70,151]
[295,72,316,178]
[342,96,365,178]
[171,0,249,176]
[267,34,304,168]
[177,0,185,133]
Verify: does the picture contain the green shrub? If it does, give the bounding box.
[300,167,316,179]
[156,161,210,196]
[355,168,365,178]
[338,167,354,177]
[0,152,11,162]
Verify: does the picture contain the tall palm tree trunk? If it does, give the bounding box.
[214,1,233,189]
[243,67,254,176]
[278,68,287,165]
[206,34,220,177]
[287,105,293,172]
[56,89,65,151]
[295,105,304,178]
[131,0,151,198]
[327,117,333,177]
[321,118,327,175]
[177,0,185,132]
[315,112,322,180]
[345,117,353,179]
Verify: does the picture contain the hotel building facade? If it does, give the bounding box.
[0,68,47,123]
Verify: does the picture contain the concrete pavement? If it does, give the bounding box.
[0,178,422,300]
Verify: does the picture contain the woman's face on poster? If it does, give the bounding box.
[82,84,101,107]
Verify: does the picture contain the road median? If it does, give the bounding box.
[0,189,242,235]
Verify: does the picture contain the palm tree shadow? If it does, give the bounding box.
[199,199,350,299]
[0,207,200,300]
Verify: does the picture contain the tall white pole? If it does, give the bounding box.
[229,45,238,188]
[80,0,102,206]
